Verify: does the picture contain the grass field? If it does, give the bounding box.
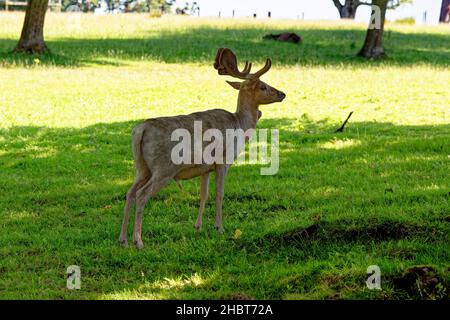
[0,12,449,299]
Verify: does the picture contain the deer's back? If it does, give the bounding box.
[138,109,240,178]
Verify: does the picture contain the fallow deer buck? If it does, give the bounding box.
[119,48,286,249]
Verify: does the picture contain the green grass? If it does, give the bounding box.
[0,13,449,299]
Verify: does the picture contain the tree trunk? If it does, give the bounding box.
[14,0,49,54]
[439,0,450,23]
[357,0,388,59]
[332,0,359,19]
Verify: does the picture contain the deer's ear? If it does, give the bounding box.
[226,81,242,90]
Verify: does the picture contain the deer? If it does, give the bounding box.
[263,33,302,44]
[119,48,286,249]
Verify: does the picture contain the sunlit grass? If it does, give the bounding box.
[320,138,362,149]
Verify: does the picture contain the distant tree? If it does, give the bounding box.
[175,1,199,15]
[357,0,412,58]
[357,0,388,58]
[332,0,412,19]
[146,0,173,13]
[439,0,450,23]
[14,0,49,54]
[332,0,361,19]
[189,1,200,15]
[62,0,99,12]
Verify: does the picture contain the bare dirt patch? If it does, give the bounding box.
[392,266,449,300]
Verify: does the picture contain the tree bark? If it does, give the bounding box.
[439,0,450,23]
[332,0,360,19]
[357,0,388,59]
[14,0,49,54]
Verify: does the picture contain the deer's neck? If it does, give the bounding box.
[235,94,260,131]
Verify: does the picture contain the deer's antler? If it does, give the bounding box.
[213,48,271,80]
[250,58,271,79]
[214,48,251,79]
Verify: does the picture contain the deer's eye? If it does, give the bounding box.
[260,86,267,91]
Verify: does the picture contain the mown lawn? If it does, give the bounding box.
[0,13,449,299]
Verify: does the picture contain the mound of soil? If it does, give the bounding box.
[392,266,448,300]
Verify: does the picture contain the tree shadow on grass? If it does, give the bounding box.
[1,117,448,226]
[0,118,449,299]
[0,27,449,68]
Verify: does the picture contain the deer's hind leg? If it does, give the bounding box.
[119,170,151,247]
[133,174,172,249]
[195,172,210,231]
[214,165,229,233]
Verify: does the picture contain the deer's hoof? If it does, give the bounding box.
[194,223,202,231]
[118,237,128,248]
[215,225,225,234]
[134,239,144,250]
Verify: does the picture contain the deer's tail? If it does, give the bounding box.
[131,124,150,176]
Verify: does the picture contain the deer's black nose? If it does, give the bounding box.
[280,92,286,99]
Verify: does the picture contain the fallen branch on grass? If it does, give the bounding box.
[335,111,354,133]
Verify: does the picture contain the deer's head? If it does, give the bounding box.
[214,48,286,106]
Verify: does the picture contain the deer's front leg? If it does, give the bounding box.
[195,172,210,230]
[214,165,229,233]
